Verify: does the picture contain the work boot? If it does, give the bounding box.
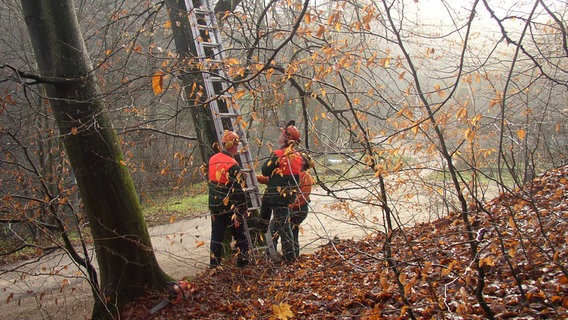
[210,257,221,269]
[236,256,251,268]
[236,260,248,268]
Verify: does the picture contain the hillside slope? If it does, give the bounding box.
[124,165,568,319]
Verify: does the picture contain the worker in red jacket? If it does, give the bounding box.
[257,121,303,263]
[258,152,315,258]
[208,130,249,268]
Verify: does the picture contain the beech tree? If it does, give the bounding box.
[19,0,169,318]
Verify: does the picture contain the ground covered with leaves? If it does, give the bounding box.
[122,166,568,319]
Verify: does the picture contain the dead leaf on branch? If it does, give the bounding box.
[152,70,164,95]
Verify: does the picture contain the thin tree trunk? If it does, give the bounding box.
[165,0,220,163]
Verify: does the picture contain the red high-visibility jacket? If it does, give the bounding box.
[260,146,302,205]
[290,170,314,210]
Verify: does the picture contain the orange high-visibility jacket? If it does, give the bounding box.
[208,151,247,213]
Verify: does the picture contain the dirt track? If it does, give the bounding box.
[0,181,436,320]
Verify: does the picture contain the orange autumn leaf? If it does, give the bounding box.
[152,70,164,95]
[272,302,294,320]
[234,90,245,100]
[434,84,445,97]
[316,24,325,37]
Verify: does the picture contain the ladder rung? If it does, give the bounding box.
[198,25,215,31]
[206,92,231,99]
[218,112,238,118]
[209,94,232,101]
[207,76,222,82]
[201,53,220,60]
[201,67,223,74]
[203,59,223,64]
[195,8,213,15]
[201,42,220,47]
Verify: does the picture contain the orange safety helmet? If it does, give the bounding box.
[221,130,241,149]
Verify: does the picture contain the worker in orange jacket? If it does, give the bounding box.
[288,153,315,257]
[208,130,250,268]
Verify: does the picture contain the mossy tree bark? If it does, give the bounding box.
[20,1,170,318]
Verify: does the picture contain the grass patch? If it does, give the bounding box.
[142,184,208,226]
[0,246,41,266]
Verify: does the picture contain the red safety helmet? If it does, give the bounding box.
[284,124,301,142]
[222,130,240,149]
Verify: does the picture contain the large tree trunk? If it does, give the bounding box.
[20,1,170,318]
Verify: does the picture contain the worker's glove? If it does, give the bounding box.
[168,280,195,302]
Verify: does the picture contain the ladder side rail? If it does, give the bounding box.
[186,2,235,139]
[188,1,240,124]
[184,0,275,258]
[190,1,233,100]
[189,3,259,196]
[185,0,244,210]
[185,1,228,143]
[194,2,265,213]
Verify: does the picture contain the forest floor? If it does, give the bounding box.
[1,165,567,319]
[0,171,433,320]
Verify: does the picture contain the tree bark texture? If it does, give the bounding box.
[165,0,220,164]
[20,0,170,318]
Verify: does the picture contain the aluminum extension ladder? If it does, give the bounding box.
[183,0,276,259]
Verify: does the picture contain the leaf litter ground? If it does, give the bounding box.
[122,165,568,319]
